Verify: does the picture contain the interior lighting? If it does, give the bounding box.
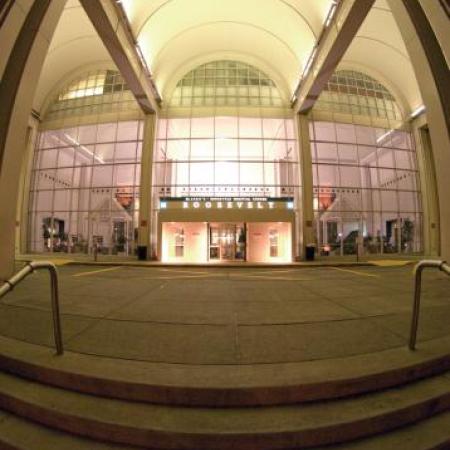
[410,105,426,119]
[376,129,394,144]
[63,133,104,164]
[324,1,338,27]
[302,48,317,78]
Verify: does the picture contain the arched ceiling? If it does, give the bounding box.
[340,0,423,113]
[33,0,112,112]
[120,0,333,98]
[33,0,423,115]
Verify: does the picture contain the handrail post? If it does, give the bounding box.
[409,259,448,351]
[28,262,64,355]
[0,261,64,355]
[409,264,423,350]
[48,265,64,355]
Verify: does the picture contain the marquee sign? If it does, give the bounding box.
[159,197,294,211]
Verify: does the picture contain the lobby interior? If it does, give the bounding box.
[0,0,449,448]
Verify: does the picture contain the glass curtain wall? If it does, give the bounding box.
[310,71,422,255]
[29,121,143,255]
[154,60,299,199]
[154,116,298,198]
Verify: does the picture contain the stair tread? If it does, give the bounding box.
[0,408,449,450]
[0,370,449,434]
[314,410,450,450]
[0,410,139,450]
[0,333,449,390]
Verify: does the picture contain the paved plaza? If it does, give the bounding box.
[1,264,449,365]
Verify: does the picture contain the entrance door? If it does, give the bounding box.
[209,223,245,261]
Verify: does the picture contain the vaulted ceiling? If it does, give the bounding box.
[33,0,423,115]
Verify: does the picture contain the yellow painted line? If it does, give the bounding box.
[143,274,221,280]
[238,269,299,276]
[231,274,312,281]
[49,259,74,266]
[329,267,379,278]
[369,260,413,267]
[73,266,122,277]
[156,268,211,275]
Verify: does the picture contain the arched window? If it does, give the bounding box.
[45,69,138,120]
[315,70,402,120]
[154,60,298,200]
[170,60,286,108]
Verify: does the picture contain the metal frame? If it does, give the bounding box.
[0,261,63,355]
[410,259,450,350]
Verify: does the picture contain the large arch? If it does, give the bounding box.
[0,1,67,279]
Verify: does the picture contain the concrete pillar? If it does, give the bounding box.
[0,0,66,280]
[296,113,315,259]
[388,0,450,259]
[412,116,440,255]
[15,116,39,255]
[137,113,157,259]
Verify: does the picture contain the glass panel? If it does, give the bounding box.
[240,139,263,160]
[317,164,339,186]
[97,123,117,142]
[39,150,58,169]
[338,144,358,165]
[117,121,138,141]
[78,125,97,144]
[95,143,115,164]
[336,123,356,143]
[215,116,238,138]
[191,117,214,138]
[167,118,190,138]
[215,138,238,160]
[190,139,213,160]
[316,142,338,163]
[314,122,336,142]
[239,117,262,138]
[92,165,113,187]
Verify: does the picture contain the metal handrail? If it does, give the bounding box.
[410,259,450,350]
[0,261,63,355]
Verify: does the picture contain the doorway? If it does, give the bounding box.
[209,223,246,261]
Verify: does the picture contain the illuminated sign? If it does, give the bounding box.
[159,197,294,210]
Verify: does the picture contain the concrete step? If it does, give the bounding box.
[0,334,449,407]
[0,409,448,450]
[0,370,449,449]
[0,410,139,450]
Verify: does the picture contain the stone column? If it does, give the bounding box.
[296,113,315,259]
[137,113,157,260]
[16,116,39,255]
[0,0,66,280]
[388,0,450,259]
[412,115,440,255]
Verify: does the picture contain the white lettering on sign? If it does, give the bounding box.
[167,200,293,210]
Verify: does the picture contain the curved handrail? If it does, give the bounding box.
[410,259,450,350]
[0,261,63,355]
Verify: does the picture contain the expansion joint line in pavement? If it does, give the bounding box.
[63,280,166,349]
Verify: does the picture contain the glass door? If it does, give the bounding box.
[209,223,246,261]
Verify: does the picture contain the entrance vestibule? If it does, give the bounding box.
[161,221,292,263]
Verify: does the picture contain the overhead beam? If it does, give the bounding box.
[293,0,375,114]
[79,0,160,114]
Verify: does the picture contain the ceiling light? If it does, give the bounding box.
[410,105,426,119]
